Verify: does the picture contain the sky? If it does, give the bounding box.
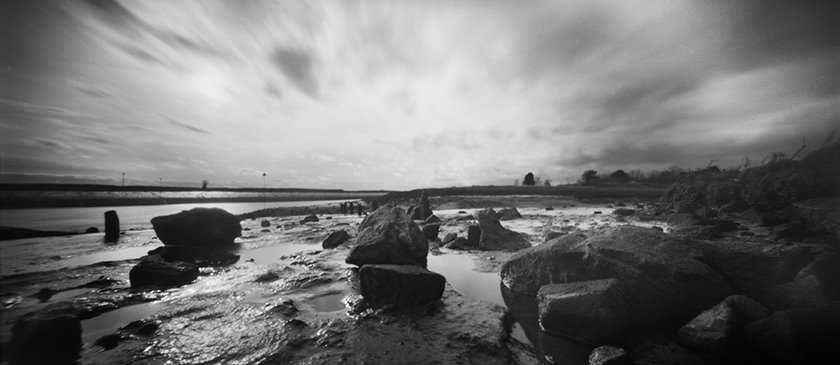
[1,0,838,190]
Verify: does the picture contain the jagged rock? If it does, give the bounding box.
[359,264,445,306]
[441,233,458,244]
[497,207,523,220]
[322,230,351,249]
[677,295,770,355]
[745,306,840,364]
[10,301,82,365]
[151,208,241,247]
[501,226,731,330]
[422,224,440,241]
[346,204,428,267]
[300,214,319,224]
[589,345,631,365]
[444,237,472,250]
[411,191,433,220]
[129,256,199,288]
[537,279,629,345]
[477,210,530,251]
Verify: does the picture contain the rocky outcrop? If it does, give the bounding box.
[322,230,351,249]
[346,204,428,267]
[537,279,628,345]
[501,226,731,330]
[151,208,241,247]
[477,210,530,251]
[359,264,446,306]
[129,257,199,288]
[410,191,433,221]
[676,295,770,355]
[10,301,83,365]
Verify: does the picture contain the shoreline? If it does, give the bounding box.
[0,193,383,209]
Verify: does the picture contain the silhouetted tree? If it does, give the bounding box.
[609,170,630,183]
[544,179,552,186]
[581,170,599,184]
[523,172,536,186]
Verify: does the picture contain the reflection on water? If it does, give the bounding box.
[309,293,346,312]
[63,245,161,267]
[238,243,319,265]
[427,252,503,305]
[81,301,162,343]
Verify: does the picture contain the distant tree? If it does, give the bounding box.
[581,170,599,184]
[201,180,208,189]
[544,179,552,186]
[534,176,542,185]
[523,172,536,186]
[609,170,630,183]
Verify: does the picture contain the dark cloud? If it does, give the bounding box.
[271,47,318,97]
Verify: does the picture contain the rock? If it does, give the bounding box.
[792,197,840,241]
[444,237,472,250]
[501,226,731,330]
[261,220,271,227]
[544,231,566,242]
[593,211,602,215]
[322,230,351,249]
[477,211,530,251]
[456,214,475,221]
[545,207,555,211]
[151,208,241,247]
[146,246,240,266]
[255,271,280,283]
[300,214,319,224]
[359,264,445,306]
[104,210,119,242]
[467,225,481,248]
[589,345,631,365]
[410,191,433,221]
[10,301,82,365]
[537,279,629,345]
[441,233,458,244]
[497,207,523,220]
[745,307,840,364]
[346,204,428,267]
[424,215,442,224]
[422,224,440,241]
[676,295,770,355]
[85,227,99,234]
[129,257,199,288]
[612,208,636,217]
[765,253,840,309]
[478,208,498,219]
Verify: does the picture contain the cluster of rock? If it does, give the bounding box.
[442,207,531,251]
[345,204,445,306]
[499,225,840,364]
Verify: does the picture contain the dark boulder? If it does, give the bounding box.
[501,226,731,330]
[322,230,351,249]
[300,214,319,224]
[497,207,523,220]
[422,224,440,241]
[104,210,119,242]
[261,220,271,227]
[359,264,445,306]
[10,301,83,365]
[537,279,629,345]
[410,191,433,221]
[612,208,636,217]
[676,295,770,355]
[346,204,428,267]
[477,210,530,251]
[85,227,99,234]
[441,233,458,244]
[745,306,840,365]
[129,257,199,288]
[424,215,442,224]
[444,237,472,250]
[151,208,241,247]
[466,225,481,248]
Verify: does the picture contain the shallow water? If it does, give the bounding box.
[81,301,163,343]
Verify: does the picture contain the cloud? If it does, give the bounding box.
[165,116,211,135]
[271,47,318,97]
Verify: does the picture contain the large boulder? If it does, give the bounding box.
[129,257,199,288]
[410,190,433,221]
[477,210,530,251]
[676,295,770,355]
[745,306,840,364]
[322,230,351,249]
[500,226,732,330]
[151,208,241,247]
[359,264,445,306]
[537,279,629,345]
[422,224,441,241]
[10,301,83,365]
[467,225,481,248]
[346,204,428,267]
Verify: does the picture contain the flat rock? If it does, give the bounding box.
[151,207,241,247]
[359,264,446,306]
[346,204,428,267]
[129,256,199,288]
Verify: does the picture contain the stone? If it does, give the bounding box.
[424,215,442,224]
[300,214,319,224]
[477,210,530,251]
[151,208,241,247]
[441,233,458,244]
[322,230,351,249]
[497,207,523,220]
[455,214,476,221]
[544,231,566,242]
[478,208,499,219]
[792,197,840,241]
[745,307,840,364]
[612,208,636,217]
[444,237,472,250]
[10,301,83,365]
[501,226,731,330]
[589,346,631,365]
[261,220,271,227]
[467,225,481,248]
[537,279,629,345]
[422,224,440,241]
[146,246,240,267]
[85,227,99,234]
[359,264,445,306]
[676,295,770,355]
[129,257,199,288]
[104,210,120,243]
[411,191,433,221]
[346,204,428,267]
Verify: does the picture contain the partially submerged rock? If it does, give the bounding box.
[10,301,83,365]
[322,230,351,249]
[477,210,530,251]
[346,204,428,267]
[151,208,241,247]
[300,214,319,224]
[359,264,445,306]
[497,207,523,220]
[129,257,199,288]
[537,279,628,345]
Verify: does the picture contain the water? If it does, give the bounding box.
[81,301,163,343]
[428,252,503,305]
[0,199,351,232]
